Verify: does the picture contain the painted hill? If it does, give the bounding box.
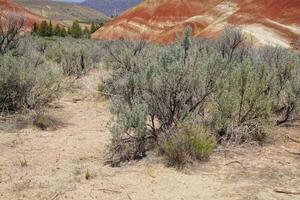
[15,0,109,27]
[0,0,45,29]
[81,0,142,16]
[92,0,300,48]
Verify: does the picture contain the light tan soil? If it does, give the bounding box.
[0,78,299,200]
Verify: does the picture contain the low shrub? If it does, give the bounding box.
[45,38,101,78]
[0,53,62,113]
[212,60,273,144]
[97,83,105,93]
[161,123,215,168]
[33,113,62,131]
[0,33,106,114]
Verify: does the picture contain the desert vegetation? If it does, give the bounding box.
[31,20,95,39]
[0,9,300,200]
[0,13,104,114]
[103,28,300,167]
[0,11,299,170]
[0,12,25,55]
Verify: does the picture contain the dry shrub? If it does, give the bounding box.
[104,28,300,167]
[218,124,267,146]
[97,83,105,93]
[0,11,25,55]
[161,123,215,168]
[33,113,62,131]
[45,38,103,78]
[0,55,62,113]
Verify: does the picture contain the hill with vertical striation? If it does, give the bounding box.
[92,0,300,48]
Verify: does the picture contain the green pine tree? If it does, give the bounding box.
[39,21,48,37]
[48,21,53,36]
[83,27,91,38]
[31,22,39,35]
[67,27,71,35]
[54,24,61,36]
[90,23,97,33]
[60,27,67,37]
[70,20,82,38]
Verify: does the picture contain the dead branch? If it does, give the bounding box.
[285,149,300,156]
[50,193,60,200]
[89,184,95,198]
[285,135,300,143]
[0,11,25,55]
[127,194,133,200]
[98,188,122,194]
[224,160,246,169]
[274,189,300,195]
[50,186,75,200]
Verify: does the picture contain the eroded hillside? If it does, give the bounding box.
[0,0,45,29]
[92,0,300,47]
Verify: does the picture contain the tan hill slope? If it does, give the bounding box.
[15,0,110,26]
[92,0,300,48]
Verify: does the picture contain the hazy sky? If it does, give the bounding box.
[53,0,85,2]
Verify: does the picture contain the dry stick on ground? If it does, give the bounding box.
[285,135,300,143]
[50,193,60,200]
[224,160,246,169]
[285,149,300,156]
[50,187,76,200]
[274,189,300,195]
[127,194,133,200]
[98,188,122,194]
[89,184,95,198]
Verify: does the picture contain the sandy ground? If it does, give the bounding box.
[0,76,300,200]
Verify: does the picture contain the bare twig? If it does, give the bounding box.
[50,186,75,200]
[274,189,300,195]
[285,135,300,143]
[98,91,118,97]
[285,149,300,156]
[98,188,122,194]
[89,184,95,198]
[0,11,25,55]
[50,193,60,200]
[224,160,245,169]
[127,194,133,200]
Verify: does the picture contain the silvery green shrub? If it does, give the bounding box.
[105,28,300,166]
[105,32,228,166]
[0,52,62,112]
[44,37,97,77]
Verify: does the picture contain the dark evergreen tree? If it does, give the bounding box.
[48,21,53,36]
[31,22,39,35]
[70,20,82,38]
[39,21,48,37]
[83,27,91,38]
[54,24,60,36]
[60,27,67,37]
[90,22,104,34]
[67,27,71,35]
[90,23,97,33]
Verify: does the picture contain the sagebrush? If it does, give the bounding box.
[104,28,300,167]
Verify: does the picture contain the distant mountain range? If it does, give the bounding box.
[80,0,143,16]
